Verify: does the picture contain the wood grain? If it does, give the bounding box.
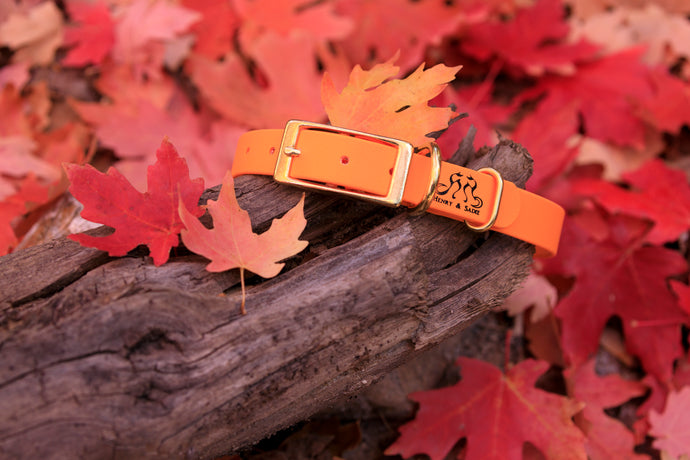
[0,139,534,459]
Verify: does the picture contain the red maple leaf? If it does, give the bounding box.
[111,0,200,79]
[517,47,653,148]
[0,62,29,89]
[334,0,485,71]
[571,159,690,245]
[187,32,335,128]
[0,84,34,138]
[565,360,648,460]
[460,0,598,76]
[0,80,87,255]
[676,353,690,388]
[235,0,352,44]
[386,358,586,460]
[633,353,690,444]
[0,175,49,255]
[671,280,690,317]
[72,68,243,190]
[62,0,115,67]
[638,68,690,134]
[65,139,204,266]
[180,0,239,59]
[545,210,688,382]
[433,79,512,154]
[79,62,176,114]
[649,387,690,459]
[512,89,582,192]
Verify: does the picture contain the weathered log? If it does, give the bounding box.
[0,139,534,459]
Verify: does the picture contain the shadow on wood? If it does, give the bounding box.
[0,138,534,459]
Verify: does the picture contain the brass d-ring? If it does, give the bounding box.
[409,143,441,216]
[466,167,503,232]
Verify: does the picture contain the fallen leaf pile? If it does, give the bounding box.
[2,0,690,458]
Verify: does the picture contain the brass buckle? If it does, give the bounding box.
[466,167,503,232]
[274,120,414,207]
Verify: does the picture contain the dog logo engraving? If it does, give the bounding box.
[436,172,483,209]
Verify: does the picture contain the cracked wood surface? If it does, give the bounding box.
[0,139,534,459]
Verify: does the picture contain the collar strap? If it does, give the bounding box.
[231,120,564,257]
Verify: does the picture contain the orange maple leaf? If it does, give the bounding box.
[321,54,461,147]
[179,171,308,314]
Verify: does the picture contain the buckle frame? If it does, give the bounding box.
[273,120,413,207]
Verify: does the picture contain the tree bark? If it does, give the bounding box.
[0,139,534,459]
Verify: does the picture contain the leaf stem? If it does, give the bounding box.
[240,267,246,315]
[629,317,687,328]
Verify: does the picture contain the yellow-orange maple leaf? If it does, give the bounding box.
[179,171,308,314]
[321,54,461,147]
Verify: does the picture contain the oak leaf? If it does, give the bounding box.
[386,358,587,460]
[649,387,690,460]
[322,54,460,147]
[65,138,204,266]
[179,171,307,314]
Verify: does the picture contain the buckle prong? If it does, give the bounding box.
[284,147,301,156]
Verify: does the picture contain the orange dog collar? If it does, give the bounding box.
[232,120,565,257]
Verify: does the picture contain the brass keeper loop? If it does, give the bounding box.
[466,167,503,232]
[409,143,441,216]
